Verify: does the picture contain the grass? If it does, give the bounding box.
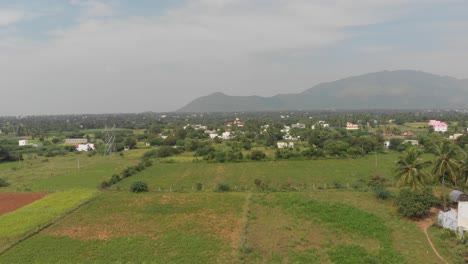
[0,190,97,252]
[242,191,456,264]
[112,152,401,192]
[0,192,247,263]
[0,152,141,192]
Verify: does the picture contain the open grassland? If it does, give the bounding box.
[0,190,457,264]
[0,192,246,263]
[0,151,142,192]
[0,190,97,252]
[113,153,401,192]
[242,191,457,264]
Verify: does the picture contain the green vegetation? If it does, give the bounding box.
[396,188,436,217]
[0,190,97,252]
[130,181,149,193]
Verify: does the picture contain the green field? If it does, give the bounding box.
[0,151,142,192]
[0,191,460,263]
[113,153,401,192]
[0,151,461,263]
[0,190,97,252]
[0,192,246,263]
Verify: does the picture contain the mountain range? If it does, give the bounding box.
[177,70,468,112]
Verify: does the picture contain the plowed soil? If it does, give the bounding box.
[0,193,48,216]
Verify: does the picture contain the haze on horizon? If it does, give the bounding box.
[1,0,467,116]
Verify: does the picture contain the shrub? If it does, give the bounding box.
[0,177,10,187]
[396,188,435,217]
[368,174,388,188]
[254,179,269,191]
[250,150,266,161]
[196,182,203,191]
[373,187,392,200]
[130,181,149,193]
[216,183,231,192]
[98,180,111,190]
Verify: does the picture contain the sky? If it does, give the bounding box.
[0,0,467,115]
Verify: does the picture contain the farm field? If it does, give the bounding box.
[0,193,47,216]
[0,151,142,192]
[113,152,403,192]
[0,190,97,253]
[0,192,246,263]
[0,190,459,263]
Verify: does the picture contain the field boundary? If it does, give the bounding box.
[0,192,101,256]
[238,192,252,262]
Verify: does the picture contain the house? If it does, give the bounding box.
[383,141,390,148]
[281,126,290,133]
[428,120,448,132]
[18,139,29,146]
[209,133,218,139]
[283,134,299,141]
[184,124,207,130]
[312,121,330,129]
[346,122,359,130]
[277,142,294,149]
[291,123,306,129]
[439,190,468,237]
[65,138,89,144]
[221,132,232,140]
[76,143,95,151]
[226,118,245,127]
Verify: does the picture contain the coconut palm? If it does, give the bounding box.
[394,147,431,190]
[431,140,463,210]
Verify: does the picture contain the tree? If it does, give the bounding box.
[394,148,431,190]
[397,188,436,218]
[130,181,149,193]
[250,150,266,161]
[431,141,463,210]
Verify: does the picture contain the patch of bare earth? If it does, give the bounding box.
[0,193,48,216]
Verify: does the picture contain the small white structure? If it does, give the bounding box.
[221,132,232,140]
[209,133,218,139]
[76,143,95,152]
[438,209,458,231]
[383,141,390,148]
[458,202,468,234]
[449,133,463,140]
[19,139,29,146]
[291,123,306,129]
[281,126,290,133]
[277,142,294,149]
[124,146,130,151]
[346,122,359,130]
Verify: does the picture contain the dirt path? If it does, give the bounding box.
[415,208,448,264]
[0,193,48,216]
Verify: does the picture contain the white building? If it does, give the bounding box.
[277,142,294,149]
[76,143,95,151]
[291,123,306,129]
[18,139,29,146]
[221,132,232,140]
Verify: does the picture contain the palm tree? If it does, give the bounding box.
[431,141,463,210]
[394,147,431,190]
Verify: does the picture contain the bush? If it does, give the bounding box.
[216,183,231,192]
[130,181,149,193]
[250,150,266,161]
[196,182,203,191]
[368,174,388,188]
[396,188,435,217]
[373,187,392,200]
[0,177,10,187]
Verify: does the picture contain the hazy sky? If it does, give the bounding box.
[1,0,467,115]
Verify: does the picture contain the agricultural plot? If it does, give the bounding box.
[0,193,47,216]
[0,192,247,263]
[242,191,456,264]
[113,153,400,192]
[0,152,141,192]
[0,190,96,252]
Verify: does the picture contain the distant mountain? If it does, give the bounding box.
[177,70,468,112]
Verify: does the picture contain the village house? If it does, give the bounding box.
[226,118,245,127]
[291,123,306,129]
[346,122,359,130]
[403,140,419,146]
[449,133,463,140]
[439,190,468,238]
[428,120,448,132]
[312,121,330,129]
[18,139,29,146]
[277,142,294,149]
[76,143,95,152]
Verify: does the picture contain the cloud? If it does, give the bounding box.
[0,0,466,115]
[70,0,113,19]
[0,9,24,26]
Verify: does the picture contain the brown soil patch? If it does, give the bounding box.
[0,193,48,216]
